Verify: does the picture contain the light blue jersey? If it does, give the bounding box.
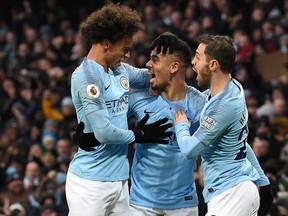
[69,58,150,181]
[175,78,270,202]
[128,86,206,209]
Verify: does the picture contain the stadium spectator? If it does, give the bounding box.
[0,0,287,215]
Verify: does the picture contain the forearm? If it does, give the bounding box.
[175,121,205,159]
[86,109,135,145]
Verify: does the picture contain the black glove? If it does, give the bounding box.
[72,122,101,152]
[258,184,274,216]
[151,32,179,54]
[132,114,172,144]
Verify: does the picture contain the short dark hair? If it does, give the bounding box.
[174,39,192,69]
[198,34,236,73]
[151,32,192,69]
[80,3,144,44]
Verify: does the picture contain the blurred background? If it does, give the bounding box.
[0,0,288,215]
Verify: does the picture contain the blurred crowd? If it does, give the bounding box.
[0,0,288,215]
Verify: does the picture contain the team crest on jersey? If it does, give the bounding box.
[120,76,129,90]
[202,115,217,130]
[86,83,100,99]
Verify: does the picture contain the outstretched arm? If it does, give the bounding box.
[73,114,172,151]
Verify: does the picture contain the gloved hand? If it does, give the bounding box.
[132,114,172,144]
[258,184,274,216]
[151,32,179,54]
[72,122,101,151]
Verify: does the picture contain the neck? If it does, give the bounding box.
[161,80,187,101]
[210,72,231,97]
[87,44,108,72]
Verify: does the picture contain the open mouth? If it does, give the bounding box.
[150,73,155,84]
[150,73,155,82]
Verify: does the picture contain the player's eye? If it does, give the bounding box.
[123,48,130,55]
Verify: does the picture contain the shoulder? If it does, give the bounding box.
[187,86,206,108]
[129,88,157,107]
[187,85,206,98]
[221,79,246,110]
[129,88,152,101]
[117,63,136,73]
[71,60,105,93]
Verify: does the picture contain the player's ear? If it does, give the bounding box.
[170,61,179,74]
[209,60,218,71]
[102,40,110,49]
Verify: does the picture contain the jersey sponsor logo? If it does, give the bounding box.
[106,95,129,114]
[86,83,100,99]
[202,116,217,130]
[120,76,129,90]
[159,132,176,145]
[144,109,154,114]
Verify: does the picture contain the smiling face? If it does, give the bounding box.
[106,35,132,69]
[191,43,211,88]
[146,48,176,91]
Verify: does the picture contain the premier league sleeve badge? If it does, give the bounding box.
[86,83,100,99]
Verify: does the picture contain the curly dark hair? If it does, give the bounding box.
[80,3,144,44]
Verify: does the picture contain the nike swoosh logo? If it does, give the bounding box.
[144,109,154,114]
[104,85,111,90]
